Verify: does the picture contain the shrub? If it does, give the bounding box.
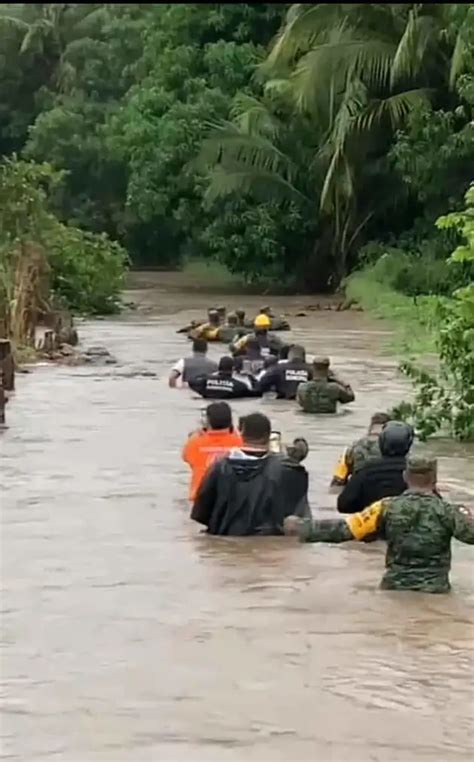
[46,222,129,315]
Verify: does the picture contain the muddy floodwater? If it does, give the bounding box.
[1,272,473,761]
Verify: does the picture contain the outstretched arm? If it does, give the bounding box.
[337,383,355,404]
[451,504,474,544]
[284,501,385,543]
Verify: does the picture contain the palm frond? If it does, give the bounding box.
[19,19,53,54]
[230,94,281,139]
[265,4,346,70]
[291,29,396,116]
[449,30,467,89]
[391,11,437,87]
[0,14,29,36]
[361,88,433,131]
[204,165,308,209]
[199,127,299,185]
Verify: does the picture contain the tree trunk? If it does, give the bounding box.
[0,339,15,392]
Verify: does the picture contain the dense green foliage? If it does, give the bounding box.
[1,2,472,291]
[0,157,127,328]
[392,186,474,441]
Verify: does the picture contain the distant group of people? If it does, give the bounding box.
[169,312,355,414]
[171,305,474,594]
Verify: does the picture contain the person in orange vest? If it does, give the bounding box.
[182,402,242,501]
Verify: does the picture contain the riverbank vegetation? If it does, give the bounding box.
[0,3,472,435]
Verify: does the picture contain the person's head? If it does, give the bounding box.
[404,455,437,492]
[246,337,261,356]
[233,356,244,373]
[288,344,306,363]
[236,308,246,325]
[263,355,278,370]
[379,421,414,458]
[192,338,208,355]
[238,415,246,433]
[312,356,330,379]
[368,411,391,435]
[260,305,274,317]
[279,344,293,361]
[241,412,271,450]
[218,356,234,377]
[254,313,271,334]
[206,401,232,432]
[227,312,238,326]
[208,309,219,326]
[216,306,227,324]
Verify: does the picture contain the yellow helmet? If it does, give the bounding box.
[254,313,271,329]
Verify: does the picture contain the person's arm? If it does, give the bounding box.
[296,383,307,408]
[329,448,351,489]
[168,358,184,388]
[231,335,247,356]
[280,462,311,519]
[256,366,279,395]
[190,463,220,527]
[188,375,207,397]
[336,382,355,405]
[337,468,365,513]
[284,500,385,543]
[182,433,199,465]
[451,504,474,544]
[233,378,257,398]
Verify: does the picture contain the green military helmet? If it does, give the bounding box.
[313,356,330,368]
[406,455,437,476]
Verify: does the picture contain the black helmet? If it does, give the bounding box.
[379,421,414,457]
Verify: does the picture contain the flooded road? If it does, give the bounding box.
[1,273,473,761]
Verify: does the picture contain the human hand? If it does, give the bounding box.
[283,515,304,536]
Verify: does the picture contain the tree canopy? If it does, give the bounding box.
[0,2,473,290]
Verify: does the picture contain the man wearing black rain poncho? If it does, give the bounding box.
[191,413,310,535]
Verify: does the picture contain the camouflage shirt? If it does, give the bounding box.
[298,490,474,593]
[297,379,355,414]
[331,435,381,486]
[347,435,381,473]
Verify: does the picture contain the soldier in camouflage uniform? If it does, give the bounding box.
[215,312,246,343]
[285,456,474,593]
[330,412,392,488]
[189,309,221,341]
[297,357,355,414]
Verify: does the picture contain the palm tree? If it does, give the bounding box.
[0,3,104,92]
[200,3,472,288]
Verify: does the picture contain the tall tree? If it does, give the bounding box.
[201,3,473,287]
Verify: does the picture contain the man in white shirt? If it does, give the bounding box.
[169,339,218,388]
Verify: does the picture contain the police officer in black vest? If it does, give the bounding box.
[257,345,312,400]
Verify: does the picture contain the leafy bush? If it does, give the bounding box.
[393,186,474,441]
[358,243,472,296]
[0,156,128,337]
[46,222,129,315]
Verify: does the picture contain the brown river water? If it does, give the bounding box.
[1,272,473,761]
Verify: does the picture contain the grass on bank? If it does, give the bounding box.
[171,258,300,295]
[345,269,440,358]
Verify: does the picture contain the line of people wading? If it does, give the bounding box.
[170,306,474,594]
